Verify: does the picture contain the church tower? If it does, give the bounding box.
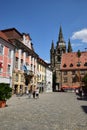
[50,26,66,91]
[67,38,72,52]
[50,40,55,69]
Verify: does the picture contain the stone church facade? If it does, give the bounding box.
[50,26,72,91]
[50,26,66,91]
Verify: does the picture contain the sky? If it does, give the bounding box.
[0,0,87,62]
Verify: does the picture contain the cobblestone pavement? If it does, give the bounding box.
[0,92,87,130]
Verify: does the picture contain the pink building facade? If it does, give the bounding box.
[0,31,15,86]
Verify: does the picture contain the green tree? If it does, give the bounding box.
[77,50,81,58]
[82,73,87,87]
[0,83,12,101]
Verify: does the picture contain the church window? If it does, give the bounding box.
[57,56,61,62]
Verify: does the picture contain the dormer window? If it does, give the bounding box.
[63,64,67,67]
[70,63,73,67]
[84,62,87,66]
[77,62,81,67]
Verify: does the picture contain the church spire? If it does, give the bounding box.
[67,38,72,52]
[50,40,54,52]
[58,26,65,43]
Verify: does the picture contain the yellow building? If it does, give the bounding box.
[37,57,46,92]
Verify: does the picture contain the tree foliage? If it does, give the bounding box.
[77,50,81,58]
[0,83,12,101]
[82,73,87,87]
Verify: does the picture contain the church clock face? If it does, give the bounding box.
[59,42,65,46]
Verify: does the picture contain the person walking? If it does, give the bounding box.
[28,90,31,98]
[35,87,39,99]
[32,88,35,99]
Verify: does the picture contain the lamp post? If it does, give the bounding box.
[77,50,82,97]
[77,50,81,87]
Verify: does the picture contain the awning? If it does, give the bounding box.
[71,86,80,89]
[62,85,69,89]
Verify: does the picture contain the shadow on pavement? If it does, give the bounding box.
[77,96,87,101]
[81,106,87,114]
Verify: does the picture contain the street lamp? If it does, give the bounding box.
[77,50,82,97]
[77,50,81,87]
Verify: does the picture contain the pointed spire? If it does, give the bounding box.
[67,38,72,52]
[50,40,54,53]
[58,26,64,43]
[51,40,54,49]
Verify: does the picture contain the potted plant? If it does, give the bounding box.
[0,83,12,108]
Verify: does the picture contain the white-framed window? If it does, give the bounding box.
[15,57,18,68]
[0,44,4,55]
[15,74,18,82]
[8,49,11,58]
[64,77,67,83]
[21,59,23,70]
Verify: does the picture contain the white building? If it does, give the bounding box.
[45,67,53,92]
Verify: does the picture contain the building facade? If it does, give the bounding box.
[50,26,87,91]
[61,52,87,90]
[0,27,53,94]
[37,57,46,92]
[45,66,53,92]
[0,31,15,87]
[37,57,53,93]
[2,28,38,94]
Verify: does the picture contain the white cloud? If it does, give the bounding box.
[72,43,83,47]
[71,28,87,43]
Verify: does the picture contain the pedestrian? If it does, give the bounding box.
[35,87,39,99]
[79,88,82,98]
[28,90,31,98]
[32,89,35,99]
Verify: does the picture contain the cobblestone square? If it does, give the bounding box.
[0,92,87,130]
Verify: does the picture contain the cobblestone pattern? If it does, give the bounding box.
[0,92,87,130]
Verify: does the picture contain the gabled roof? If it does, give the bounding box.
[1,28,22,37]
[0,31,11,43]
[61,52,87,70]
[37,57,48,66]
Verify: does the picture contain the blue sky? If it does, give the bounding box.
[0,0,87,62]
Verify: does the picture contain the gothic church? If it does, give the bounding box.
[50,26,72,91]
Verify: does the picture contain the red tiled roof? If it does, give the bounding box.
[0,31,11,43]
[61,52,87,70]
